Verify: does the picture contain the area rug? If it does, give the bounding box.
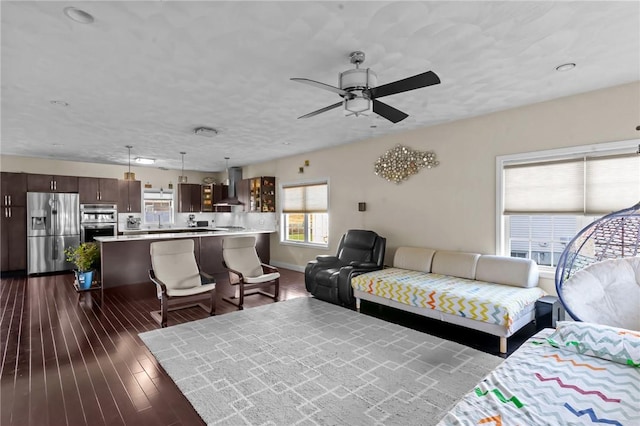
[139,297,503,426]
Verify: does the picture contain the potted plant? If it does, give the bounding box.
[65,242,100,289]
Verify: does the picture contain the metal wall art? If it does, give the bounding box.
[374,144,439,183]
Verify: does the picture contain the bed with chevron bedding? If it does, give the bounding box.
[438,321,640,425]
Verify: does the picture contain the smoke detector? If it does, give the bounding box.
[194,126,218,137]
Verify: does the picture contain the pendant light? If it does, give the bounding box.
[124,145,135,180]
[178,152,188,183]
[224,157,230,185]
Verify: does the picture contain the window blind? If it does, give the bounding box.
[503,159,584,214]
[504,153,640,215]
[585,154,640,214]
[282,183,328,213]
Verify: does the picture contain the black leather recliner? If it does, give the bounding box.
[305,229,386,307]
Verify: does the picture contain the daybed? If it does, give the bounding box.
[351,247,545,353]
[438,321,640,425]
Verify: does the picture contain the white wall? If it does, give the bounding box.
[246,81,640,295]
[2,82,638,293]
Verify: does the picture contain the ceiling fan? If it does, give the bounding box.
[291,51,440,123]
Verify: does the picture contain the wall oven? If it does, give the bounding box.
[80,204,117,242]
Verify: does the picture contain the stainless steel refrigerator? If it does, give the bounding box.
[27,192,80,274]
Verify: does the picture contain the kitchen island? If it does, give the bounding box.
[94,229,273,288]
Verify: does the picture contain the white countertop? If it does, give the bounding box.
[96,228,275,243]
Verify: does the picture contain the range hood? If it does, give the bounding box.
[215,166,243,205]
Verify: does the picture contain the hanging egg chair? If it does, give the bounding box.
[555,201,640,330]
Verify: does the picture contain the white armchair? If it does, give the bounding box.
[149,239,216,327]
[222,236,279,310]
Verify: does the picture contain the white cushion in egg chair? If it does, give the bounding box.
[561,257,640,331]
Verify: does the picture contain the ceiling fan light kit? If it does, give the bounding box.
[291,50,440,123]
[341,65,377,116]
[344,98,372,116]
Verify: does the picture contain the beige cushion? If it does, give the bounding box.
[393,247,436,272]
[245,272,280,284]
[167,283,216,297]
[431,251,480,279]
[150,239,202,290]
[223,236,264,277]
[475,255,539,288]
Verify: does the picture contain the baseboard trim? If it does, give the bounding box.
[271,261,305,273]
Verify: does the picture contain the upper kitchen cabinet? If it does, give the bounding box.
[1,172,27,206]
[201,184,213,212]
[78,177,119,203]
[27,174,78,193]
[118,179,141,213]
[213,184,231,212]
[240,176,276,212]
[260,176,276,212]
[1,173,29,271]
[178,183,202,213]
[236,179,251,211]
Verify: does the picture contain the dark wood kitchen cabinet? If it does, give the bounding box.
[1,172,27,207]
[236,179,250,211]
[201,184,213,212]
[1,206,26,272]
[78,177,119,203]
[1,172,27,272]
[238,176,275,212]
[212,184,231,212]
[259,176,276,212]
[27,174,78,193]
[178,183,202,213]
[118,179,141,213]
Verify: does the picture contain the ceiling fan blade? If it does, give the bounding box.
[366,71,440,99]
[297,101,343,119]
[290,78,349,97]
[372,100,408,123]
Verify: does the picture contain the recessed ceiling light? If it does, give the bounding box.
[50,100,69,107]
[63,7,94,24]
[555,63,576,72]
[283,142,291,145]
[135,157,155,165]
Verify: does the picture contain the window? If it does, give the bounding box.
[497,140,640,269]
[507,215,595,267]
[281,181,329,246]
[143,189,174,226]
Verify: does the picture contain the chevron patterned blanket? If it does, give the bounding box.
[438,322,640,425]
[351,268,545,333]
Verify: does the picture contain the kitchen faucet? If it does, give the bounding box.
[158,214,162,228]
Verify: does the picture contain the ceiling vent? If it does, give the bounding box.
[194,127,218,137]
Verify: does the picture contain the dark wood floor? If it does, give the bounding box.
[1,269,539,426]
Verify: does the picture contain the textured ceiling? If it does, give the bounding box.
[1,1,639,172]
